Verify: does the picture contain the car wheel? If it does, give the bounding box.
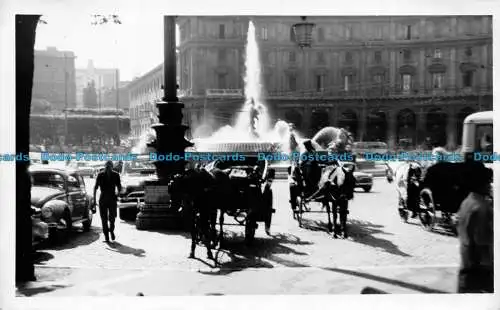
[83,207,92,231]
[363,186,372,192]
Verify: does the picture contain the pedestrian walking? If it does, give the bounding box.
[93,160,122,242]
[456,165,493,293]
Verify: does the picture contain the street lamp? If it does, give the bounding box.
[292,16,315,48]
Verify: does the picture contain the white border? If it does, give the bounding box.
[1,0,499,309]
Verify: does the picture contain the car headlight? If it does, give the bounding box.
[41,207,53,219]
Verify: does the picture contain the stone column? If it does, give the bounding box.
[386,109,398,150]
[358,103,367,141]
[419,49,426,93]
[446,108,457,150]
[389,50,397,93]
[330,104,339,127]
[481,44,488,92]
[303,104,312,137]
[450,47,457,92]
[416,108,427,146]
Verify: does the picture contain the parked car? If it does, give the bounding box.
[352,141,388,156]
[30,166,94,241]
[341,162,373,192]
[118,156,158,221]
[67,161,95,178]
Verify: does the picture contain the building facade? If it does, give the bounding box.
[125,51,181,144]
[175,16,492,150]
[32,47,77,111]
[75,60,121,109]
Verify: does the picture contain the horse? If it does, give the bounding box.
[169,166,236,260]
[301,161,356,238]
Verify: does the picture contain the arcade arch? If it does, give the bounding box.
[397,109,416,148]
[366,109,387,142]
[338,109,358,140]
[456,107,476,146]
[426,108,447,147]
[310,109,330,135]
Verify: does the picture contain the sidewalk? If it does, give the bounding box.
[17,264,458,296]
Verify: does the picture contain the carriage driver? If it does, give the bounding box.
[299,139,320,196]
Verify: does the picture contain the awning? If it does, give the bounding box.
[341,66,357,76]
[427,63,447,74]
[398,65,416,75]
[368,65,388,76]
[459,62,478,73]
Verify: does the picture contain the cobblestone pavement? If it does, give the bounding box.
[26,177,461,295]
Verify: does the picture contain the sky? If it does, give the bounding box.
[34,12,178,81]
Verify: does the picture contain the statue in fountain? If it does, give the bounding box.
[249,98,260,138]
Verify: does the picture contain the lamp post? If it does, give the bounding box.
[136,16,193,230]
[292,16,315,48]
[115,69,120,145]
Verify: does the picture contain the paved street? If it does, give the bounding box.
[20,177,460,296]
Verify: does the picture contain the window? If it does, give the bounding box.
[288,76,297,91]
[262,50,270,64]
[345,25,352,40]
[290,27,296,42]
[219,24,225,39]
[345,52,353,64]
[463,71,473,87]
[402,74,412,91]
[218,49,226,62]
[261,26,268,40]
[465,47,472,57]
[317,27,325,42]
[344,75,352,91]
[406,25,412,40]
[217,73,226,88]
[434,48,442,59]
[317,51,325,64]
[374,25,383,40]
[316,75,324,91]
[402,49,412,62]
[289,51,296,62]
[374,51,382,64]
[373,74,384,85]
[432,73,444,89]
[67,175,81,191]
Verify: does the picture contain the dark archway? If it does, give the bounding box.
[310,109,330,135]
[397,109,416,148]
[338,109,358,140]
[366,109,387,142]
[284,109,303,131]
[456,107,476,147]
[426,108,447,147]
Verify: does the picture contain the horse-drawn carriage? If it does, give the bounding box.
[391,111,493,233]
[168,142,276,259]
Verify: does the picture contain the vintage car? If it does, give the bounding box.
[118,155,158,221]
[341,161,373,192]
[352,141,388,156]
[67,161,96,178]
[30,165,94,240]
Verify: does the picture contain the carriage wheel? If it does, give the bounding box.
[419,189,436,231]
[296,196,303,227]
[398,198,409,223]
[245,216,256,245]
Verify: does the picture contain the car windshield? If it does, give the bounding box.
[123,159,156,175]
[208,156,264,170]
[31,171,65,189]
[475,124,493,161]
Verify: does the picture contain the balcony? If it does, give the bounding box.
[206,89,244,97]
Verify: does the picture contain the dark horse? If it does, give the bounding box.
[169,166,235,260]
[297,161,356,238]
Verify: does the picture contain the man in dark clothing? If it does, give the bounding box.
[93,160,122,242]
[456,165,493,293]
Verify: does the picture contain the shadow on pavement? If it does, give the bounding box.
[16,282,70,297]
[106,241,146,257]
[323,267,448,294]
[36,227,101,251]
[346,219,411,257]
[300,218,331,233]
[31,251,54,265]
[405,221,457,237]
[16,267,74,297]
[200,231,310,275]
